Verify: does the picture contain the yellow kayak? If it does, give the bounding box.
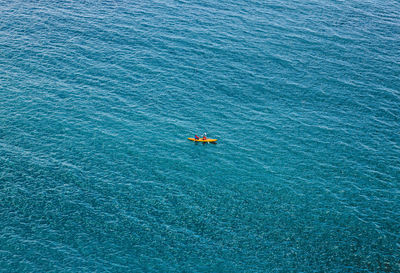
[188,138,217,143]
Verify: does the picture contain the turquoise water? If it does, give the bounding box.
[1,0,399,271]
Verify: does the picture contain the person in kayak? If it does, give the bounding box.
[202,133,207,140]
[194,135,199,140]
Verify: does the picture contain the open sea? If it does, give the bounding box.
[1,0,399,272]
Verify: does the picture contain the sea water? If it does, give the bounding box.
[0,0,399,271]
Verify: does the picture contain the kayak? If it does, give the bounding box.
[188,138,217,143]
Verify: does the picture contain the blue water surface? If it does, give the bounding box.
[1,0,399,271]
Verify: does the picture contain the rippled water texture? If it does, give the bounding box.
[1,0,399,271]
